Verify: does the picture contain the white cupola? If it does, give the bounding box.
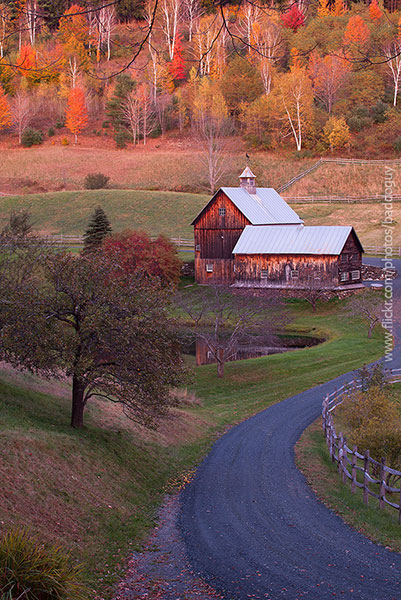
[239,166,257,194]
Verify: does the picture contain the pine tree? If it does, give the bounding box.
[82,207,112,254]
[65,86,88,144]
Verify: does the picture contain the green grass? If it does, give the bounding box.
[0,190,400,246]
[0,296,388,597]
[296,421,401,551]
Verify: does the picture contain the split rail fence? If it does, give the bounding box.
[322,369,401,522]
[42,234,195,251]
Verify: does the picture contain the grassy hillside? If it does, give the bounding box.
[1,145,401,197]
[0,296,387,598]
[0,189,399,246]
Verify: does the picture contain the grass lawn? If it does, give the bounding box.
[0,189,399,247]
[296,419,401,551]
[0,294,387,598]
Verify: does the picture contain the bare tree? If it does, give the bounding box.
[183,0,203,42]
[384,42,401,107]
[160,0,181,60]
[122,90,141,144]
[343,290,383,338]
[11,92,33,144]
[177,285,286,378]
[96,5,116,62]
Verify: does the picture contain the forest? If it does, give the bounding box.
[0,0,401,157]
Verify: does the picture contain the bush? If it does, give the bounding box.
[21,128,43,147]
[84,172,110,190]
[114,129,131,149]
[61,137,69,146]
[394,136,401,152]
[55,119,64,129]
[0,529,85,600]
[47,127,55,137]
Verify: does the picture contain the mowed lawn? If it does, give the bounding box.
[0,295,387,598]
[0,189,399,246]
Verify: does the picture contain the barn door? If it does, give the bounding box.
[285,264,291,283]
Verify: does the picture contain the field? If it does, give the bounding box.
[0,189,399,247]
[1,143,401,197]
[0,294,387,598]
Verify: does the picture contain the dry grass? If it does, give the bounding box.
[286,162,401,198]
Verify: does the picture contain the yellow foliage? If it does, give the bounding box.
[323,116,350,151]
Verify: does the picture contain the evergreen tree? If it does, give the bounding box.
[82,207,112,254]
[106,74,136,140]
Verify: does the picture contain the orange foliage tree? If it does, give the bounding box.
[65,86,88,143]
[369,0,383,22]
[343,15,370,48]
[16,44,36,75]
[309,53,350,113]
[0,85,11,130]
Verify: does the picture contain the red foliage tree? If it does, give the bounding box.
[65,86,88,144]
[16,44,36,75]
[103,230,182,285]
[168,34,186,82]
[281,5,305,32]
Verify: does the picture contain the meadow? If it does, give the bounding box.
[0,189,399,247]
[0,294,387,598]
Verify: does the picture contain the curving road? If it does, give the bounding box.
[179,258,401,600]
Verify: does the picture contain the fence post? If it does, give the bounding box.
[363,450,370,506]
[351,445,357,494]
[338,432,344,476]
[379,457,386,511]
[342,437,347,484]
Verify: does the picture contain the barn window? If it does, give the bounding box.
[340,272,349,282]
[260,269,269,279]
[206,263,214,272]
[219,207,226,216]
[351,270,360,280]
[195,244,201,251]
[291,269,299,279]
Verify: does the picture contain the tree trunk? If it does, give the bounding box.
[71,375,86,428]
[217,360,224,378]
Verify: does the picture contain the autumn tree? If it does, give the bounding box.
[323,116,350,151]
[11,91,33,144]
[221,55,264,116]
[0,250,186,428]
[343,15,370,51]
[0,84,11,129]
[65,86,87,143]
[281,4,305,32]
[384,38,401,106]
[168,34,186,83]
[58,4,89,88]
[103,230,181,285]
[308,53,350,113]
[278,65,314,151]
[369,0,383,22]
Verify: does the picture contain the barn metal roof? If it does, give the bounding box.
[232,225,358,255]
[220,188,303,225]
[239,166,256,179]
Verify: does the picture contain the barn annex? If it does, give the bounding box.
[192,167,364,289]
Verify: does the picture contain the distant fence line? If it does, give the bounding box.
[363,246,401,257]
[284,195,401,204]
[41,234,195,251]
[277,157,401,193]
[322,369,401,522]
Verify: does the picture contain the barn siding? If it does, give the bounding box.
[337,231,363,285]
[194,190,250,283]
[234,254,339,287]
[195,258,234,284]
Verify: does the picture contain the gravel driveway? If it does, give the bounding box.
[179,258,401,600]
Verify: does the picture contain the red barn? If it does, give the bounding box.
[192,167,364,289]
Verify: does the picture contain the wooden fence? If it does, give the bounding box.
[278,156,401,194]
[363,246,401,257]
[42,234,195,251]
[284,195,401,204]
[322,369,401,521]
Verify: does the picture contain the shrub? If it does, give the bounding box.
[0,529,85,600]
[84,172,110,190]
[21,128,43,147]
[61,137,69,146]
[55,119,64,129]
[102,120,109,128]
[47,127,55,137]
[114,129,131,149]
[394,136,401,152]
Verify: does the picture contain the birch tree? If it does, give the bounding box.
[384,41,401,106]
[11,92,33,144]
[278,66,314,152]
[160,0,181,60]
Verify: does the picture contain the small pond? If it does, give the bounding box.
[181,334,323,366]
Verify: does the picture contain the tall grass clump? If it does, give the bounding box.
[0,529,85,600]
